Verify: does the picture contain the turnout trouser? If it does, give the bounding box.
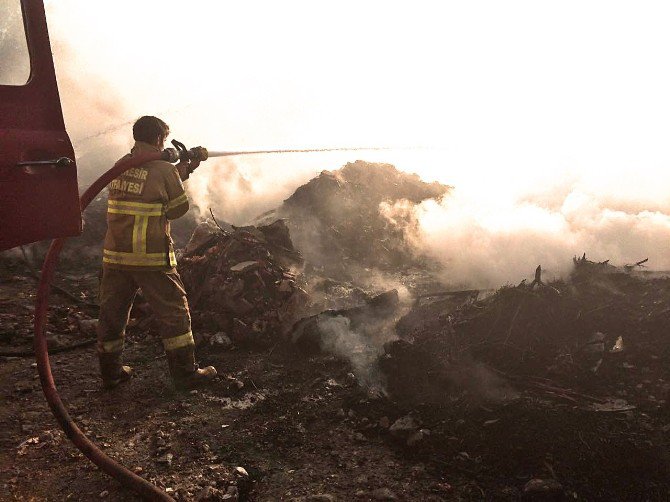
[96,267,195,362]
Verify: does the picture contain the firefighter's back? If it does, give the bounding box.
[104,141,188,270]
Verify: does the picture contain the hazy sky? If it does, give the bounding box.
[40,0,670,192]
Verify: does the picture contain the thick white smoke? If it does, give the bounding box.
[385,177,670,289]
[185,155,333,225]
[316,316,387,392]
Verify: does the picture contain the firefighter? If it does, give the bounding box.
[96,115,217,389]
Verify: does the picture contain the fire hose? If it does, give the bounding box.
[35,148,176,501]
[34,142,392,500]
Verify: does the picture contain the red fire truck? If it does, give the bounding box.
[1,0,81,251]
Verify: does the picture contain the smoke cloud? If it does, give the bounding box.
[317,315,387,392]
[51,41,131,187]
[186,156,328,225]
[311,287,412,393]
[383,178,670,289]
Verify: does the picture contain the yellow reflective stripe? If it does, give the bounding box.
[132,217,140,253]
[103,250,176,267]
[108,199,164,216]
[99,339,124,353]
[108,199,163,209]
[108,207,163,216]
[163,331,194,351]
[103,257,168,266]
[167,193,188,210]
[103,257,167,266]
[103,251,170,266]
[132,215,149,254]
[139,216,149,253]
[104,250,168,258]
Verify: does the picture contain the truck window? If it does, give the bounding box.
[0,0,31,86]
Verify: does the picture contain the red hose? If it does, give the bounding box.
[34,151,175,501]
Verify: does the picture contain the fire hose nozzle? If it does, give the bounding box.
[166,139,209,163]
[188,146,208,162]
[162,143,208,163]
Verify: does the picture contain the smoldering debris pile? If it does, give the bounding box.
[382,256,670,406]
[178,219,308,347]
[289,289,405,390]
[291,289,401,352]
[259,161,450,278]
[166,160,450,351]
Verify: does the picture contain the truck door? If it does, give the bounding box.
[0,0,82,251]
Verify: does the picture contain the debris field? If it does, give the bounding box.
[2,162,670,501]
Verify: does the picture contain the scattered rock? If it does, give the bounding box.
[196,486,226,501]
[156,453,173,466]
[355,474,368,485]
[226,377,245,392]
[14,382,33,394]
[389,415,418,438]
[306,494,336,502]
[434,482,453,493]
[371,487,398,500]
[224,484,239,500]
[210,332,233,349]
[523,478,564,499]
[407,429,430,446]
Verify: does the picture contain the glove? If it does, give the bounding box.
[176,161,192,181]
[189,158,201,171]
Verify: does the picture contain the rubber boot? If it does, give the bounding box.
[98,351,133,389]
[166,345,217,390]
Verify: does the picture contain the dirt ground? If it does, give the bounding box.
[2,258,670,501]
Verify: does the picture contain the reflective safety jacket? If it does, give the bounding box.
[103,141,189,270]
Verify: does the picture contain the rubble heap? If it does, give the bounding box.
[261,160,450,278]
[382,257,669,406]
[178,219,308,347]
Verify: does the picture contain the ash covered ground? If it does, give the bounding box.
[2,161,670,501]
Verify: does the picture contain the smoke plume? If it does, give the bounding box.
[186,156,325,224]
[316,316,387,392]
[312,286,412,393]
[382,179,670,289]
